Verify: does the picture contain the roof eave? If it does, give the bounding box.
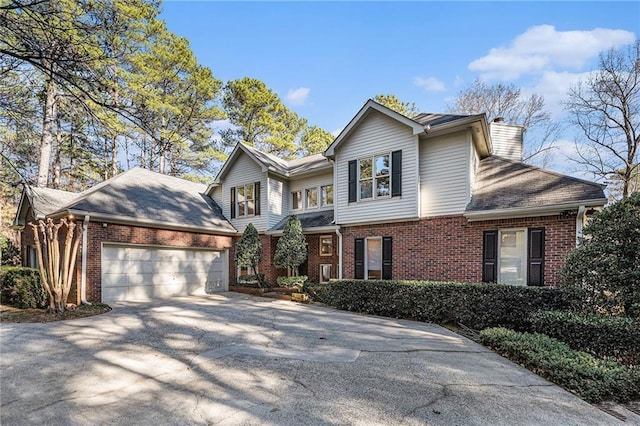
[463,198,608,222]
[266,224,338,236]
[425,114,491,157]
[50,209,239,236]
[324,99,425,158]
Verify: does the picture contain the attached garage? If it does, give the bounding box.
[102,244,228,302]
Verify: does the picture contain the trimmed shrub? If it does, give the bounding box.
[233,274,266,287]
[307,280,571,330]
[0,266,47,309]
[530,310,640,366]
[479,327,640,403]
[277,275,308,288]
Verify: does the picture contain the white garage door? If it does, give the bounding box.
[102,244,228,302]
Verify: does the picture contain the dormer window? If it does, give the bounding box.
[230,182,260,219]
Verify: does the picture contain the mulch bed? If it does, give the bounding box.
[0,303,112,323]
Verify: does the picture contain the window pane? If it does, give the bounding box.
[245,184,253,200]
[292,191,301,209]
[238,202,245,217]
[306,188,318,208]
[359,158,372,179]
[247,200,255,215]
[321,185,333,206]
[375,155,390,177]
[376,176,390,197]
[320,264,332,283]
[499,230,526,286]
[367,238,382,279]
[360,179,372,199]
[320,236,332,256]
[237,186,244,202]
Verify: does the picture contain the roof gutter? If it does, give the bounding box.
[464,198,607,222]
[265,225,339,236]
[51,209,239,236]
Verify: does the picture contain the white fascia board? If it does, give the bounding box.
[464,199,608,222]
[51,209,239,236]
[324,99,425,158]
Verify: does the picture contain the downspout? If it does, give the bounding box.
[575,206,586,247]
[81,215,91,305]
[335,227,342,279]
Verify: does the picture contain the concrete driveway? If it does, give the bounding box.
[1,293,620,425]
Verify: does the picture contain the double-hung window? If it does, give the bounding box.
[306,188,318,208]
[348,151,401,203]
[483,228,545,286]
[292,191,302,210]
[237,183,254,217]
[321,185,333,206]
[292,184,333,210]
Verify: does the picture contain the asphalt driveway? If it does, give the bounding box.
[1,293,620,425]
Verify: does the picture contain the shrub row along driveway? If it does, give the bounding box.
[0,293,620,425]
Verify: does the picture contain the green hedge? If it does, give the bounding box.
[479,327,640,403]
[307,280,570,330]
[530,310,640,366]
[0,266,47,309]
[277,275,307,288]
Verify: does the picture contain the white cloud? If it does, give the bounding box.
[414,76,446,92]
[469,25,635,80]
[285,87,310,106]
[521,70,591,117]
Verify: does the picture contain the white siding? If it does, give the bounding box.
[335,111,419,225]
[420,130,471,216]
[267,175,288,230]
[211,186,222,207]
[469,140,480,195]
[490,122,523,161]
[289,172,334,214]
[222,152,267,233]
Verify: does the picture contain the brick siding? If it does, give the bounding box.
[341,214,576,286]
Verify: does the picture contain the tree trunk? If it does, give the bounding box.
[111,86,119,177]
[37,70,56,187]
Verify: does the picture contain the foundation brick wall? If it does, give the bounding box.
[341,214,576,286]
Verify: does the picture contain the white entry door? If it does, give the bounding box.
[101,244,228,302]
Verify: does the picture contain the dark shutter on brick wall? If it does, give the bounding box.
[354,238,364,279]
[482,231,498,282]
[391,150,402,197]
[254,181,261,216]
[230,187,236,219]
[527,228,545,286]
[348,160,357,203]
[382,236,392,279]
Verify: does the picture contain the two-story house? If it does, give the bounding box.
[13,100,606,303]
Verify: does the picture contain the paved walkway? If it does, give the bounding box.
[0,293,621,425]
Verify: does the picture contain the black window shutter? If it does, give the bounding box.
[354,238,364,279]
[348,160,357,203]
[391,150,402,197]
[482,231,498,282]
[527,228,545,286]
[230,187,236,219]
[254,181,261,216]
[382,236,392,279]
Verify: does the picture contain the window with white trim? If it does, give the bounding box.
[498,229,527,286]
[359,154,390,200]
[320,235,333,256]
[319,264,332,283]
[236,183,254,217]
[306,187,318,208]
[366,237,382,279]
[321,184,333,206]
[292,190,302,210]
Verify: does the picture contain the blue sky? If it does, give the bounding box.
[160,1,638,174]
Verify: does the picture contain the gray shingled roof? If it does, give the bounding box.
[240,143,332,177]
[26,187,79,219]
[53,168,235,232]
[270,210,335,231]
[466,156,606,212]
[412,113,474,127]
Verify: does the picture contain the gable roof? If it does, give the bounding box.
[465,156,607,220]
[268,210,335,233]
[210,143,333,192]
[13,187,79,227]
[324,99,492,158]
[49,168,235,234]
